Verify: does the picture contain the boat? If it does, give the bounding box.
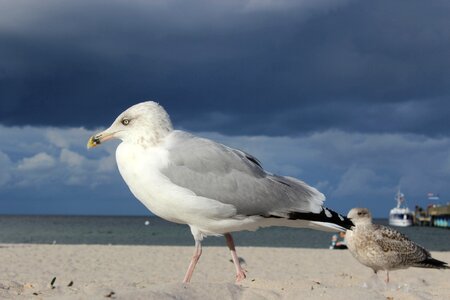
[389,190,413,227]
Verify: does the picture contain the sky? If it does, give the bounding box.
[1,0,450,217]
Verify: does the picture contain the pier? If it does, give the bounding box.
[414,204,450,228]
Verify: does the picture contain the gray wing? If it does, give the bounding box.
[161,131,325,216]
[373,225,430,265]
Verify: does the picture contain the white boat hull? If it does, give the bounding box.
[389,208,413,227]
[389,217,413,227]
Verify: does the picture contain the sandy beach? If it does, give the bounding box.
[0,244,448,299]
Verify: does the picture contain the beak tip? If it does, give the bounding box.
[87,136,98,149]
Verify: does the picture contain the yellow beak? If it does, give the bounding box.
[87,131,115,149]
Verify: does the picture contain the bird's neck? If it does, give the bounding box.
[141,127,172,147]
[355,222,373,229]
[127,122,173,148]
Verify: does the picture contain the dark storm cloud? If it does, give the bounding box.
[1,0,450,136]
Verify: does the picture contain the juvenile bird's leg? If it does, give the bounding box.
[385,271,389,283]
[225,233,247,282]
[183,240,202,283]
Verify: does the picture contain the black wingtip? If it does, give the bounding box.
[416,258,449,269]
[287,207,354,230]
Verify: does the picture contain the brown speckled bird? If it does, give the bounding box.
[345,208,448,283]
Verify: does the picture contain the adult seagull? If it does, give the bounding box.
[87,101,353,283]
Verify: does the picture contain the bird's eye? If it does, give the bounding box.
[121,118,130,126]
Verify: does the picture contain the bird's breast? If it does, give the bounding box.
[115,143,186,223]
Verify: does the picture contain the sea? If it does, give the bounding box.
[0,215,449,251]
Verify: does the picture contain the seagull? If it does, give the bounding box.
[345,208,448,283]
[87,101,353,283]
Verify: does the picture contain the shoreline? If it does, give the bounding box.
[1,244,449,299]
[2,242,450,251]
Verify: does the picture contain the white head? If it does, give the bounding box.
[347,208,373,226]
[87,101,173,148]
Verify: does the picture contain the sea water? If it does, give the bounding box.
[0,215,449,250]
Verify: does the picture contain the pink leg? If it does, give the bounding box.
[225,233,246,282]
[385,271,389,283]
[183,240,202,283]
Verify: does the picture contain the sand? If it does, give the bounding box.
[0,244,448,299]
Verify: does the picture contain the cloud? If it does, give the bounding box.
[0,151,12,186]
[1,124,450,216]
[0,124,141,215]
[242,0,349,13]
[0,125,118,188]
[17,152,56,171]
[333,166,386,197]
[1,1,449,217]
[0,0,449,137]
[60,148,84,168]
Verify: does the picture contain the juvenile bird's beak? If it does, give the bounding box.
[87,130,115,149]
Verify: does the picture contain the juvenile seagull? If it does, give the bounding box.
[345,208,448,283]
[87,101,353,283]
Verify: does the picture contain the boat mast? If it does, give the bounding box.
[396,190,405,209]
